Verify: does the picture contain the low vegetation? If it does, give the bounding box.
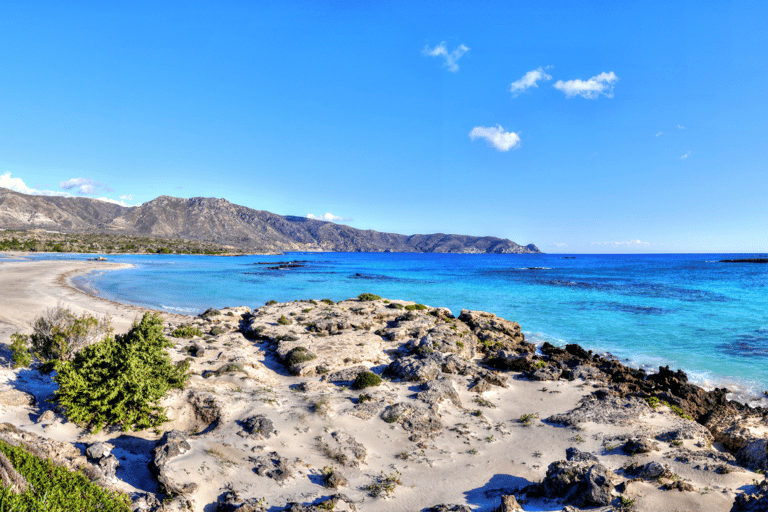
[352,371,382,390]
[171,324,204,338]
[0,229,236,254]
[53,312,189,433]
[404,303,427,311]
[0,438,131,511]
[365,470,402,498]
[357,293,381,301]
[284,346,317,366]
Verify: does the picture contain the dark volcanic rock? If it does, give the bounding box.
[540,455,615,507]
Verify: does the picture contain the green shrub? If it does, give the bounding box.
[387,303,404,310]
[0,439,131,511]
[171,324,203,338]
[209,326,227,336]
[358,293,381,302]
[284,346,317,366]
[404,303,427,311]
[199,308,221,319]
[321,299,334,305]
[29,306,112,362]
[352,371,382,390]
[277,315,292,325]
[265,300,278,306]
[10,333,32,368]
[645,396,661,409]
[53,312,189,433]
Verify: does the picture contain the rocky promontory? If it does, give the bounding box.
[2,295,768,511]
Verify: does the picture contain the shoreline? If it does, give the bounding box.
[1,258,768,511]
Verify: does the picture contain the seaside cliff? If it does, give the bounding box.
[2,295,768,511]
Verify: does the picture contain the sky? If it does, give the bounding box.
[0,1,766,253]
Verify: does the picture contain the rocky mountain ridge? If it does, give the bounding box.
[0,187,540,254]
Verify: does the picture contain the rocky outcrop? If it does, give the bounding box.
[151,430,198,495]
[539,449,615,507]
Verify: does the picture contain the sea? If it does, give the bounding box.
[22,252,768,402]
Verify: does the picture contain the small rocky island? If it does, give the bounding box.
[2,296,768,511]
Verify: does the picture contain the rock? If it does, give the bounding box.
[524,364,563,381]
[189,390,223,428]
[239,414,276,440]
[565,447,599,464]
[282,494,355,512]
[349,389,397,420]
[498,494,523,511]
[493,351,538,372]
[381,403,443,440]
[423,505,473,512]
[732,480,768,512]
[37,410,55,423]
[323,365,368,385]
[387,356,440,382]
[737,439,768,471]
[97,454,120,480]
[315,431,367,467]
[626,461,671,480]
[0,389,35,406]
[151,430,198,495]
[216,490,267,512]
[623,437,657,455]
[417,378,462,407]
[86,442,112,460]
[540,457,615,507]
[251,451,296,484]
[662,480,695,492]
[547,393,651,427]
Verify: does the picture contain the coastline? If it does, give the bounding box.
[1,258,767,511]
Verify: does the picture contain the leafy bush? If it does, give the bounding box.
[320,299,334,305]
[9,333,32,368]
[0,438,131,511]
[265,300,278,306]
[277,315,292,325]
[358,293,381,302]
[199,308,221,319]
[29,306,112,362]
[53,312,189,433]
[352,371,382,390]
[387,303,404,310]
[171,324,203,338]
[284,346,317,366]
[404,303,427,311]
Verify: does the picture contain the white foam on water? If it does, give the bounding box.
[160,304,198,314]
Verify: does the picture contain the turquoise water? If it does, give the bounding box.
[30,252,768,397]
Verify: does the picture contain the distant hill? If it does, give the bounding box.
[0,187,540,254]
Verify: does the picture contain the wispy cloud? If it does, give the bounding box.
[59,177,113,195]
[680,151,691,160]
[422,42,469,73]
[307,212,353,223]
[655,131,664,137]
[469,125,521,151]
[119,194,134,201]
[677,124,686,130]
[552,242,567,247]
[591,240,656,247]
[554,71,618,99]
[510,67,552,96]
[0,172,70,197]
[95,197,133,207]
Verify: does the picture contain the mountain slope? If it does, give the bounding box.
[0,188,540,253]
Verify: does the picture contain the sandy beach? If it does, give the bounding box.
[0,256,766,512]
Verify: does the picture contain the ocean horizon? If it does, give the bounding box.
[24,251,768,402]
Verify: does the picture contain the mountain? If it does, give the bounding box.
[0,187,540,254]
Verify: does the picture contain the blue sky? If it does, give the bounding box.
[1,1,766,253]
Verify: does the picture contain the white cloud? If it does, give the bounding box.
[0,172,70,196]
[655,131,664,137]
[469,125,521,151]
[552,242,567,247]
[307,212,353,223]
[510,67,552,96]
[59,177,113,195]
[677,124,686,130]
[95,197,134,207]
[680,151,691,160]
[553,71,618,99]
[591,240,654,247]
[422,42,469,73]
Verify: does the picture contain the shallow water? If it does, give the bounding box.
[29,252,768,398]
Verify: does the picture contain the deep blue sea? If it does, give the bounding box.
[25,252,768,399]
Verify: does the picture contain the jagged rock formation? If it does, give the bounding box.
[0,187,540,253]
